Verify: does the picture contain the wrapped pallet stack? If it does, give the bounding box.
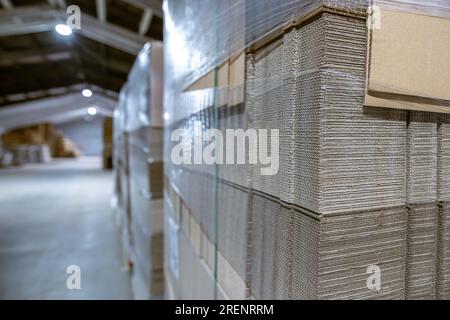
[113,43,164,299]
[103,117,114,170]
[0,123,70,166]
[113,86,133,267]
[163,0,450,300]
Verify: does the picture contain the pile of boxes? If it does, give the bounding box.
[0,123,80,167]
[163,0,450,299]
[113,43,164,299]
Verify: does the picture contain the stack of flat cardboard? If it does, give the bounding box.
[163,0,450,300]
[438,115,450,202]
[124,43,165,299]
[128,128,164,299]
[406,203,438,299]
[245,12,408,299]
[405,112,439,299]
[438,202,450,299]
[437,115,450,299]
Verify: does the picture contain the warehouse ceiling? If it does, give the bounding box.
[0,0,163,111]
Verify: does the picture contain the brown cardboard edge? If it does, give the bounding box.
[248,6,366,53]
[364,94,450,114]
[364,9,450,113]
[184,5,367,91]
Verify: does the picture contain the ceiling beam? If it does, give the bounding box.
[56,0,66,9]
[138,7,153,35]
[76,67,125,89]
[79,13,150,55]
[0,6,153,55]
[0,46,73,67]
[0,0,13,10]
[96,0,107,23]
[122,0,162,18]
[0,44,130,74]
[0,20,53,37]
[0,91,116,130]
[46,107,114,125]
[0,84,119,107]
[0,64,124,99]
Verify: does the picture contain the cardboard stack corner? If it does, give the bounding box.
[364,8,450,113]
[164,0,450,300]
[0,123,80,166]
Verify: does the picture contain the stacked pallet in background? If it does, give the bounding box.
[51,130,80,158]
[164,0,450,300]
[113,42,164,299]
[0,123,79,166]
[103,117,114,170]
[113,87,133,268]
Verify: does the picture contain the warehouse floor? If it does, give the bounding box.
[0,158,132,299]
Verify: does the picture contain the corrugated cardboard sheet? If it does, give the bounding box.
[438,202,450,299]
[365,9,450,113]
[406,203,438,299]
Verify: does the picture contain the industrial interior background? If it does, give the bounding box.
[0,0,162,299]
[1,0,449,301]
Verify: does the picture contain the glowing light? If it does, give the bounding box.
[87,107,97,116]
[55,24,72,36]
[82,89,92,97]
[164,112,170,120]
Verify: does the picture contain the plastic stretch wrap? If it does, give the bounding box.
[163,0,450,300]
[164,0,450,104]
[113,43,165,299]
[125,44,152,132]
[112,85,133,267]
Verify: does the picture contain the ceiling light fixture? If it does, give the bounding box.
[87,107,97,116]
[82,89,93,97]
[55,24,72,36]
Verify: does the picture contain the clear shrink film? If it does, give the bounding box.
[162,0,449,211]
[162,0,450,299]
[115,85,128,135]
[125,43,153,133]
[162,0,450,174]
[163,0,449,107]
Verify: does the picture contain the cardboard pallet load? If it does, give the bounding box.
[0,123,78,165]
[112,87,133,267]
[163,0,450,299]
[103,117,114,169]
[438,115,450,202]
[113,43,164,299]
[438,202,450,299]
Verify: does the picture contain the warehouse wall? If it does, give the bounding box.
[57,117,103,156]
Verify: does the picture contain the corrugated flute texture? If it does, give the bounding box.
[407,112,438,204]
[248,195,407,300]
[248,13,407,214]
[406,203,438,299]
[438,115,450,202]
[163,0,450,300]
[438,202,450,299]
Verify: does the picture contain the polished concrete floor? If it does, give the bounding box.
[0,158,132,299]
